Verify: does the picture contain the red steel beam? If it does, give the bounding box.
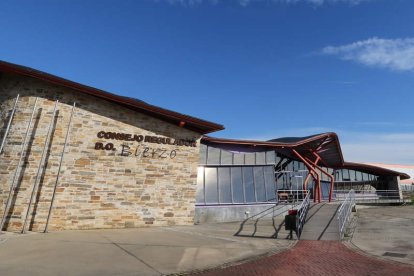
[292,149,321,203]
[305,152,335,202]
[303,173,312,191]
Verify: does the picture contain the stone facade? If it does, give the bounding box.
[0,73,201,232]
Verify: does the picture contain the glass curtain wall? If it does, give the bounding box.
[276,160,308,190]
[199,144,278,166]
[198,145,278,205]
[196,165,276,205]
[334,169,380,190]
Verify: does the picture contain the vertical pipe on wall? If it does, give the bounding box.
[44,102,76,233]
[0,97,38,231]
[22,100,59,234]
[0,94,20,154]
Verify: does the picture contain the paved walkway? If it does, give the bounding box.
[350,205,414,265]
[195,240,414,276]
[300,203,340,240]
[0,222,294,276]
[1,205,413,275]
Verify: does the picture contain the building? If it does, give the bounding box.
[0,60,223,232]
[0,61,409,232]
[366,163,414,185]
[195,135,410,223]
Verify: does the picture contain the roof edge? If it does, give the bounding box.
[342,162,411,180]
[0,60,224,134]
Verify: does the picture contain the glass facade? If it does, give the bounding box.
[197,144,384,205]
[333,169,382,190]
[334,169,378,182]
[196,165,276,205]
[199,144,278,166]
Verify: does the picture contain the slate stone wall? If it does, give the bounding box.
[0,73,201,232]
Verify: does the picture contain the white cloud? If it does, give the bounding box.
[322,37,414,71]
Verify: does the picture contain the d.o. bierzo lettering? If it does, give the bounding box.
[94,131,197,159]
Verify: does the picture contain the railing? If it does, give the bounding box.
[400,184,414,192]
[277,189,308,206]
[295,191,311,239]
[337,190,355,239]
[334,190,403,203]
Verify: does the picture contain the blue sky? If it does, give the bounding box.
[1,0,414,164]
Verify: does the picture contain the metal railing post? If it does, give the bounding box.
[0,94,19,154]
[295,191,311,239]
[44,102,75,233]
[0,97,38,231]
[21,100,58,234]
[337,189,355,239]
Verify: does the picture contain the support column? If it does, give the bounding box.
[305,152,335,202]
[292,149,321,203]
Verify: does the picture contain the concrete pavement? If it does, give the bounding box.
[0,222,295,276]
[300,203,341,240]
[349,205,414,265]
[1,204,413,275]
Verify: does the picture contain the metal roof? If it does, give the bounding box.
[202,133,410,180]
[0,60,224,134]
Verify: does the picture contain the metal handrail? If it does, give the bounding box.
[277,189,309,206]
[295,191,311,239]
[337,189,355,239]
[334,189,402,203]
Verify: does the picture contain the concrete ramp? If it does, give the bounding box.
[300,203,341,240]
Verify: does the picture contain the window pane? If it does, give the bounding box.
[231,167,244,203]
[355,171,363,181]
[292,175,303,190]
[286,161,294,172]
[245,153,255,165]
[255,152,265,165]
[276,172,287,190]
[196,167,205,204]
[199,144,207,165]
[275,155,281,165]
[233,153,244,165]
[220,150,233,165]
[335,170,342,181]
[264,166,276,201]
[351,170,357,181]
[266,151,275,164]
[243,167,255,203]
[205,168,218,203]
[293,161,299,171]
[207,146,220,165]
[343,169,350,181]
[254,167,266,202]
[218,167,232,203]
